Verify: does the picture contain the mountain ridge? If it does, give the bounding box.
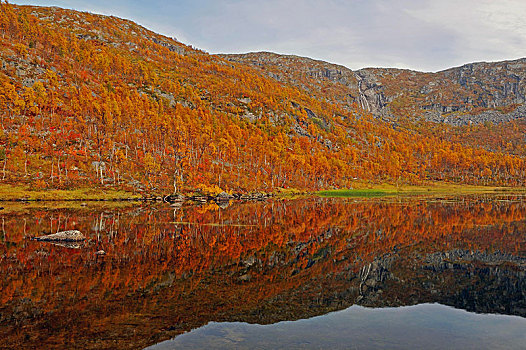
[222,50,526,74]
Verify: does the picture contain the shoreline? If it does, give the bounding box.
[1,183,526,204]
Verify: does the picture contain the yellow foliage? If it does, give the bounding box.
[196,183,226,196]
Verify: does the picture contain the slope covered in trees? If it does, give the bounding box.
[1,2,525,195]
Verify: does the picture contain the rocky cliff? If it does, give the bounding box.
[223,53,526,125]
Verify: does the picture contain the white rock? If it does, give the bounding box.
[35,230,85,242]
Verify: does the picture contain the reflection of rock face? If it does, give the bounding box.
[422,250,526,316]
[352,250,526,317]
[229,249,525,328]
[357,256,394,301]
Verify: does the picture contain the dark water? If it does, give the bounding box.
[0,196,525,349]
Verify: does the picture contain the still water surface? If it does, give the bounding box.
[0,195,524,349]
[149,304,526,350]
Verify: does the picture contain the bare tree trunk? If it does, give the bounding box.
[50,158,54,183]
[219,153,224,189]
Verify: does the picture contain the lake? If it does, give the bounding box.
[0,195,525,349]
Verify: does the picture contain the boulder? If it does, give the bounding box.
[164,194,186,202]
[216,192,234,201]
[34,230,85,242]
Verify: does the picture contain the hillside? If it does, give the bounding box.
[1,3,526,195]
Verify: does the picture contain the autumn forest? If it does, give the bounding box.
[2,2,526,196]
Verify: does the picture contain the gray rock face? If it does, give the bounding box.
[424,104,526,126]
[149,37,188,56]
[221,52,360,114]
[34,230,86,242]
[353,59,526,125]
[222,52,526,126]
[355,70,389,114]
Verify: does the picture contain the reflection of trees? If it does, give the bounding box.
[0,196,525,348]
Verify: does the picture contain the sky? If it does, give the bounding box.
[9,0,526,72]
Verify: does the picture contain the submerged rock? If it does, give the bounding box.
[49,241,85,249]
[34,230,86,242]
[170,201,183,208]
[216,201,230,209]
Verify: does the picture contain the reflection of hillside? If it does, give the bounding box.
[0,197,525,349]
[231,250,525,328]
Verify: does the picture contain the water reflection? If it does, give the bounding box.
[148,304,526,350]
[0,196,524,349]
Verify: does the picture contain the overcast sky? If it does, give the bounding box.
[10,0,526,72]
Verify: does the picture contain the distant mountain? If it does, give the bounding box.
[1,3,526,194]
[222,53,526,126]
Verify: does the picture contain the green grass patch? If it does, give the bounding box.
[318,183,526,198]
[318,189,392,197]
